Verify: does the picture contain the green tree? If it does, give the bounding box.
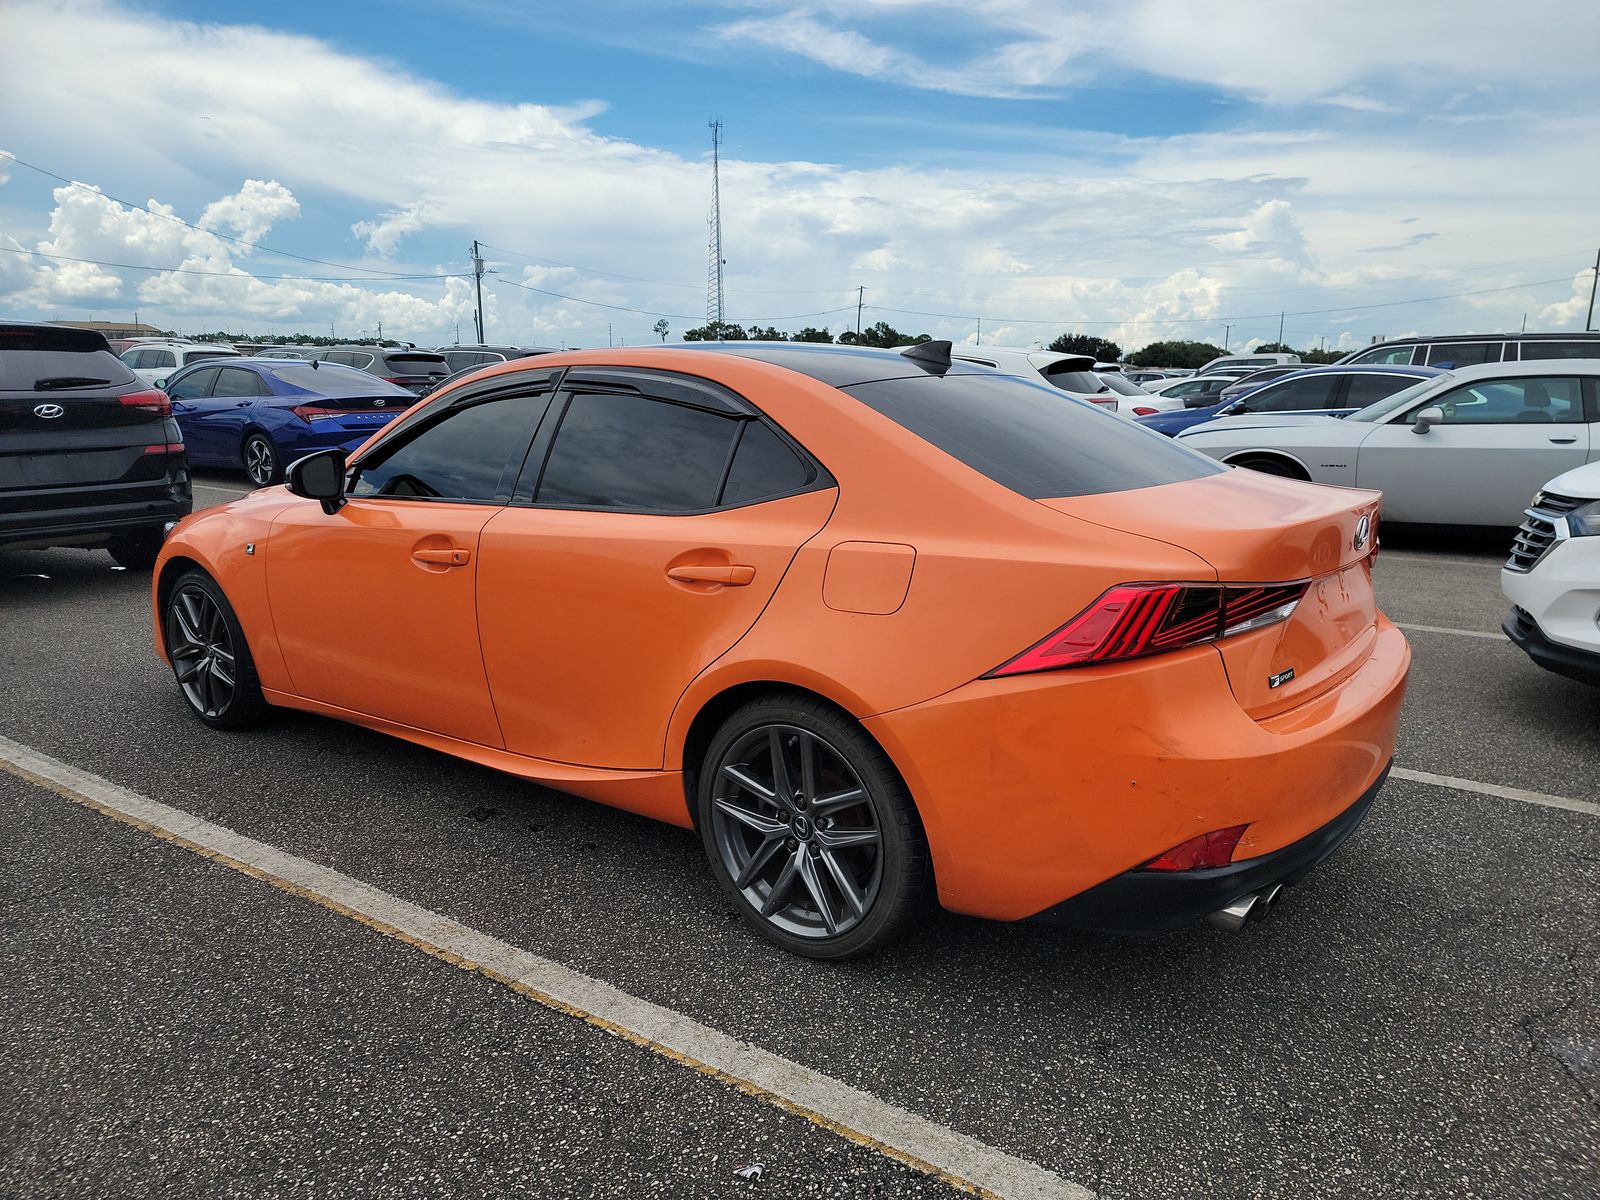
[1126,340,1226,369]
[838,321,929,348]
[1047,333,1122,361]
[792,327,835,343]
[1301,348,1343,364]
[747,326,788,341]
[652,318,670,342]
[682,321,748,341]
[1253,342,1295,354]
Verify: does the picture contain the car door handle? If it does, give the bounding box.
[1550,436,1578,444]
[412,547,472,566]
[667,564,755,586]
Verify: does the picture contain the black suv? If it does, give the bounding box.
[0,322,191,568]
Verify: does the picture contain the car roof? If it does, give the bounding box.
[1433,358,1600,379]
[1357,332,1600,347]
[1281,364,1444,377]
[668,341,993,387]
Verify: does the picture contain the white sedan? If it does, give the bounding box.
[1176,359,1600,526]
[945,346,1138,414]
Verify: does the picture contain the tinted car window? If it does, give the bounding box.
[1043,370,1105,393]
[213,367,268,398]
[1431,377,1581,424]
[1349,346,1418,366]
[721,421,815,506]
[167,367,219,400]
[353,391,543,501]
[1343,373,1421,409]
[1236,374,1341,413]
[385,354,447,376]
[1426,342,1502,368]
[185,350,238,365]
[270,364,410,396]
[1519,340,1600,360]
[537,392,739,511]
[844,373,1222,500]
[0,325,136,390]
[146,349,176,369]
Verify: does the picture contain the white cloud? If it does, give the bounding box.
[0,0,1594,353]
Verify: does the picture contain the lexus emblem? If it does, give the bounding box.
[33,403,65,419]
[1353,514,1370,553]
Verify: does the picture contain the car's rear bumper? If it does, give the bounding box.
[0,489,192,551]
[864,616,1410,923]
[1032,762,1389,932]
[1503,606,1600,687]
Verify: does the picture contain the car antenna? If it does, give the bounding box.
[900,339,953,375]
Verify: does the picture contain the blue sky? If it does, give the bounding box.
[1,0,1596,351]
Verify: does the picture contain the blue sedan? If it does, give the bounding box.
[159,358,415,486]
[1136,364,1444,437]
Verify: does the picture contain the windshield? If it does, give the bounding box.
[1044,370,1107,394]
[1098,374,1147,396]
[270,364,412,395]
[1346,375,1447,422]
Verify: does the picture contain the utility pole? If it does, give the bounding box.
[607,322,613,348]
[855,286,864,338]
[706,119,726,336]
[1223,323,1231,350]
[976,317,981,346]
[1521,312,1527,333]
[1277,311,1285,346]
[1587,248,1599,331]
[471,240,486,344]
[377,320,382,343]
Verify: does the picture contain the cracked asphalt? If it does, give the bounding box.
[1,472,1596,1199]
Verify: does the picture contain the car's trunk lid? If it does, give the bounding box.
[1042,470,1382,718]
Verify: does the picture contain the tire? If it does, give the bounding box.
[243,433,282,487]
[697,694,930,960]
[108,531,163,570]
[164,569,269,730]
[1232,455,1307,481]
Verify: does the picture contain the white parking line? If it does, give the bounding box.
[0,733,1088,1200]
[193,483,248,499]
[1393,766,1600,818]
[1394,622,1505,641]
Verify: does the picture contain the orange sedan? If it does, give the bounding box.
[152,342,1408,958]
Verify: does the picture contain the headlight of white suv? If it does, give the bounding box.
[1566,500,1600,537]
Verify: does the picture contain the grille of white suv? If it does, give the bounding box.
[1506,492,1584,572]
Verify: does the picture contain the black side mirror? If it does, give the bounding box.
[285,448,348,514]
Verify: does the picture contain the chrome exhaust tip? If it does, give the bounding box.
[1205,884,1285,933]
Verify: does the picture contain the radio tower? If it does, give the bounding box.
[706,118,726,336]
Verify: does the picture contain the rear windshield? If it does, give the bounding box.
[385,354,448,376]
[0,326,137,390]
[270,364,412,396]
[1045,370,1107,393]
[1098,373,1147,396]
[844,373,1224,499]
[187,350,240,363]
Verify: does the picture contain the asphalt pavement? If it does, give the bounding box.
[1,469,1595,1199]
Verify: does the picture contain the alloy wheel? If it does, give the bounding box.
[709,724,883,940]
[168,585,238,719]
[244,437,277,486]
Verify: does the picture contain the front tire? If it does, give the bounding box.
[243,433,282,487]
[698,695,929,960]
[165,570,269,729]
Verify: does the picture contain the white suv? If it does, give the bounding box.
[1502,461,1600,687]
[120,341,240,385]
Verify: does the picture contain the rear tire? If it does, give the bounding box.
[243,433,282,487]
[165,569,269,730]
[1232,455,1308,481]
[697,694,930,960]
[108,532,162,571]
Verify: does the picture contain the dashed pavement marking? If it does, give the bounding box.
[0,732,1090,1200]
[1394,622,1505,641]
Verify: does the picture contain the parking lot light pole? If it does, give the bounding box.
[472,240,486,343]
[1586,248,1599,331]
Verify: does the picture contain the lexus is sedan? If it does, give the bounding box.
[1178,360,1600,526]
[152,342,1409,959]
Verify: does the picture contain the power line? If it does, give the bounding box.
[0,151,445,280]
[0,243,469,283]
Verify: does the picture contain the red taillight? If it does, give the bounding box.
[1141,825,1249,871]
[985,581,1309,678]
[291,405,343,422]
[143,442,184,454]
[1088,397,1118,409]
[382,376,411,386]
[1131,405,1159,416]
[120,388,170,415]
